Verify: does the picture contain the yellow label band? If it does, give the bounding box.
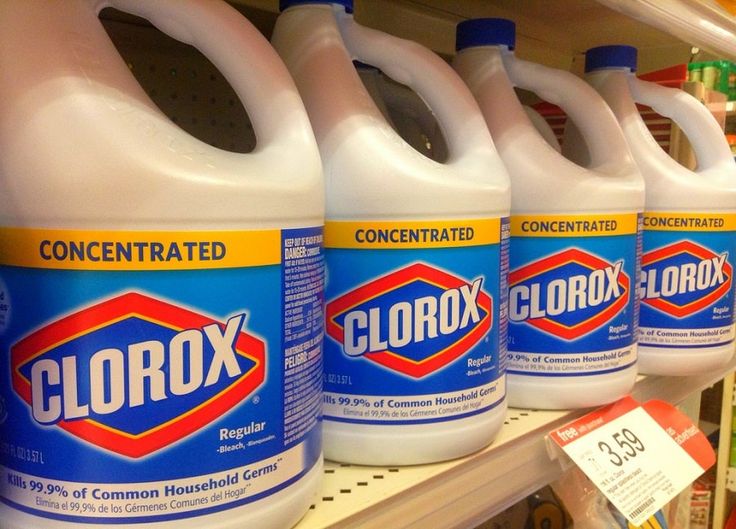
[510,213,639,237]
[325,219,502,249]
[643,212,736,231]
[716,0,736,15]
[0,228,283,270]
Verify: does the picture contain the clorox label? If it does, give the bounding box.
[327,263,491,378]
[12,293,264,458]
[639,213,736,349]
[507,214,640,377]
[509,249,628,340]
[323,219,507,425]
[0,227,323,524]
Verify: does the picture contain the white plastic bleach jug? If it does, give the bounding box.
[583,45,736,375]
[0,1,323,528]
[523,106,561,153]
[454,19,645,410]
[273,0,511,465]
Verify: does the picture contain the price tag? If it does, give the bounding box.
[549,396,715,526]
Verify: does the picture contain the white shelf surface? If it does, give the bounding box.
[295,358,736,529]
[595,0,736,61]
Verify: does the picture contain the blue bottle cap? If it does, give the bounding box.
[455,18,516,52]
[279,0,353,13]
[585,45,638,73]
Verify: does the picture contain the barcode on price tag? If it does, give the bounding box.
[549,396,714,526]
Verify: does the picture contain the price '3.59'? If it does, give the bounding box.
[598,428,646,467]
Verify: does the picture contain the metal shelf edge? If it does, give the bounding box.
[298,357,736,529]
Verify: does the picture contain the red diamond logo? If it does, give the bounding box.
[12,292,265,458]
[509,249,630,340]
[326,263,492,378]
[641,240,732,317]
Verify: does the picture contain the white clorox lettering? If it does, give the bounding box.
[30,314,247,425]
[640,253,728,300]
[509,261,623,322]
[342,278,483,356]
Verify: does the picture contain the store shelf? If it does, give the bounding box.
[700,419,720,437]
[596,0,736,61]
[294,357,736,529]
[228,0,717,73]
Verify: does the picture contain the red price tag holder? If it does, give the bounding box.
[548,396,715,526]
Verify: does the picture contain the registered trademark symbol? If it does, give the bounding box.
[252,395,260,404]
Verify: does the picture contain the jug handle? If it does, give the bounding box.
[628,77,733,172]
[90,0,314,151]
[505,56,633,171]
[336,11,494,165]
